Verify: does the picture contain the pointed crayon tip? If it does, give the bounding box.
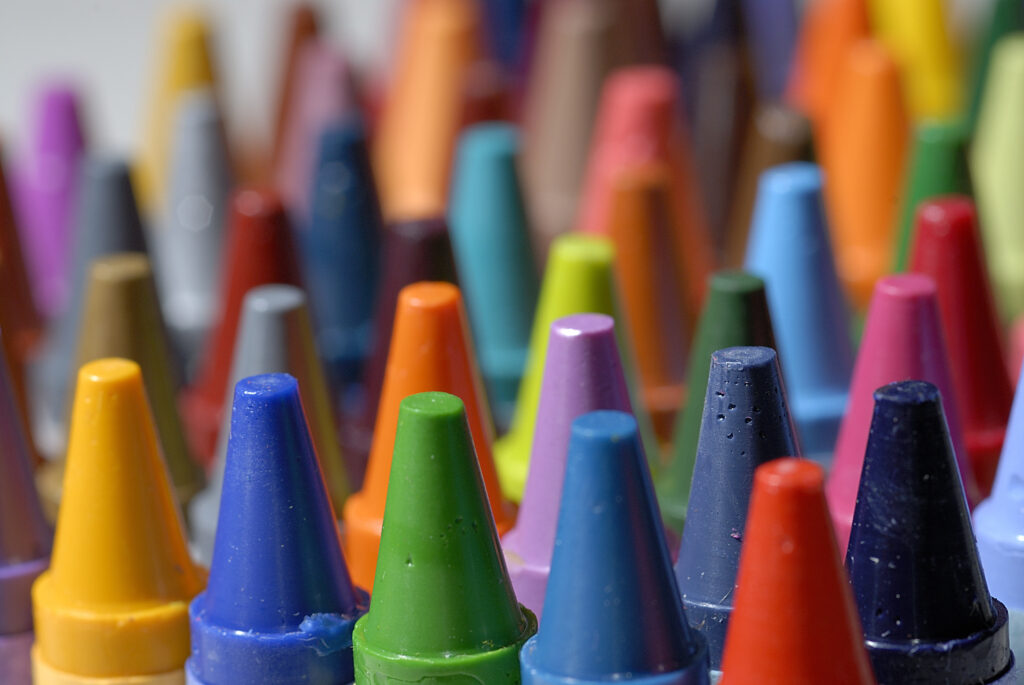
[659,271,777,532]
[503,313,634,618]
[848,380,1011,684]
[187,373,366,685]
[521,410,709,685]
[744,162,853,465]
[739,0,798,101]
[719,459,874,685]
[342,216,457,489]
[190,284,347,565]
[966,0,1024,134]
[910,197,1011,496]
[352,391,536,681]
[270,3,320,170]
[156,88,233,368]
[450,123,540,431]
[827,273,979,552]
[304,117,382,392]
[32,358,204,682]
[343,282,512,591]
[674,346,800,671]
[182,187,302,468]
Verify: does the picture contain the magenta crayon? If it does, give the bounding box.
[827,274,979,554]
[520,410,710,685]
[502,313,635,619]
[0,354,51,684]
[10,82,86,318]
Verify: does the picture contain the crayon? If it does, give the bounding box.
[351,392,537,682]
[450,123,538,431]
[374,0,482,220]
[867,0,962,120]
[181,187,302,467]
[341,217,457,489]
[612,0,667,65]
[275,40,356,221]
[502,313,635,618]
[719,458,875,684]
[658,271,777,533]
[155,89,233,371]
[578,65,713,314]
[966,0,1024,134]
[187,374,367,684]
[343,282,513,591]
[9,83,85,318]
[31,358,205,684]
[303,117,382,394]
[674,346,800,673]
[494,233,655,502]
[606,163,690,439]
[0,355,50,685]
[36,253,203,521]
[1011,315,1024,381]
[519,0,617,258]
[744,163,853,466]
[827,274,979,552]
[972,35,1024,323]
[190,284,348,565]
[892,119,972,272]
[270,3,320,170]
[520,410,710,685]
[30,157,148,458]
[846,380,1013,684]
[134,7,216,215]
[820,39,909,310]
[739,0,798,103]
[479,0,527,74]
[909,198,1011,497]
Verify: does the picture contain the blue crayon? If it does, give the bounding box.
[480,0,527,73]
[187,373,368,684]
[744,162,853,466]
[674,346,800,673]
[847,380,1013,685]
[976,364,1024,659]
[521,410,709,685]
[739,0,799,101]
[449,123,539,430]
[303,116,382,395]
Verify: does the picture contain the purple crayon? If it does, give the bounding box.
[10,83,86,318]
[502,313,635,619]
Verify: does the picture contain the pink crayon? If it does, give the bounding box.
[826,274,980,553]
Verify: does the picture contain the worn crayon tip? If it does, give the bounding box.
[521,410,709,685]
[187,373,366,685]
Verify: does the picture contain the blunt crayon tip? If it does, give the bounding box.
[352,391,536,682]
[187,373,366,685]
[718,458,875,684]
[520,410,709,685]
[675,345,799,671]
[847,380,1011,684]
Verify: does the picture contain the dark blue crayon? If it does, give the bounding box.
[739,0,799,101]
[187,373,368,684]
[846,380,1014,685]
[303,116,382,397]
[674,346,800,674]
[481,0,527,73]
[520,410,709,685]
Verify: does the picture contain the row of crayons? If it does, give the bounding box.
[4,0,1024,683]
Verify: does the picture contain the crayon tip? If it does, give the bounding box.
[352,392,536,682]
[847,380,1011,684]
[659,271,777,532]
[520,410,709,685]
[156,88,233,368]
[343,282,512,591]
[744,163,853,465]
[270,3,320,169]
[304,117,383,392]
[909,198,1011,497]
[966,0,1024,134]
[674,346,800,670]
[450,123,539,431]
[718,459,875,685]
[827,273,979,553]
[190,284,348,565]
[187,373,366,685]
[739,0,798,102]
[32,358,204,681]
[502,313,634,618]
